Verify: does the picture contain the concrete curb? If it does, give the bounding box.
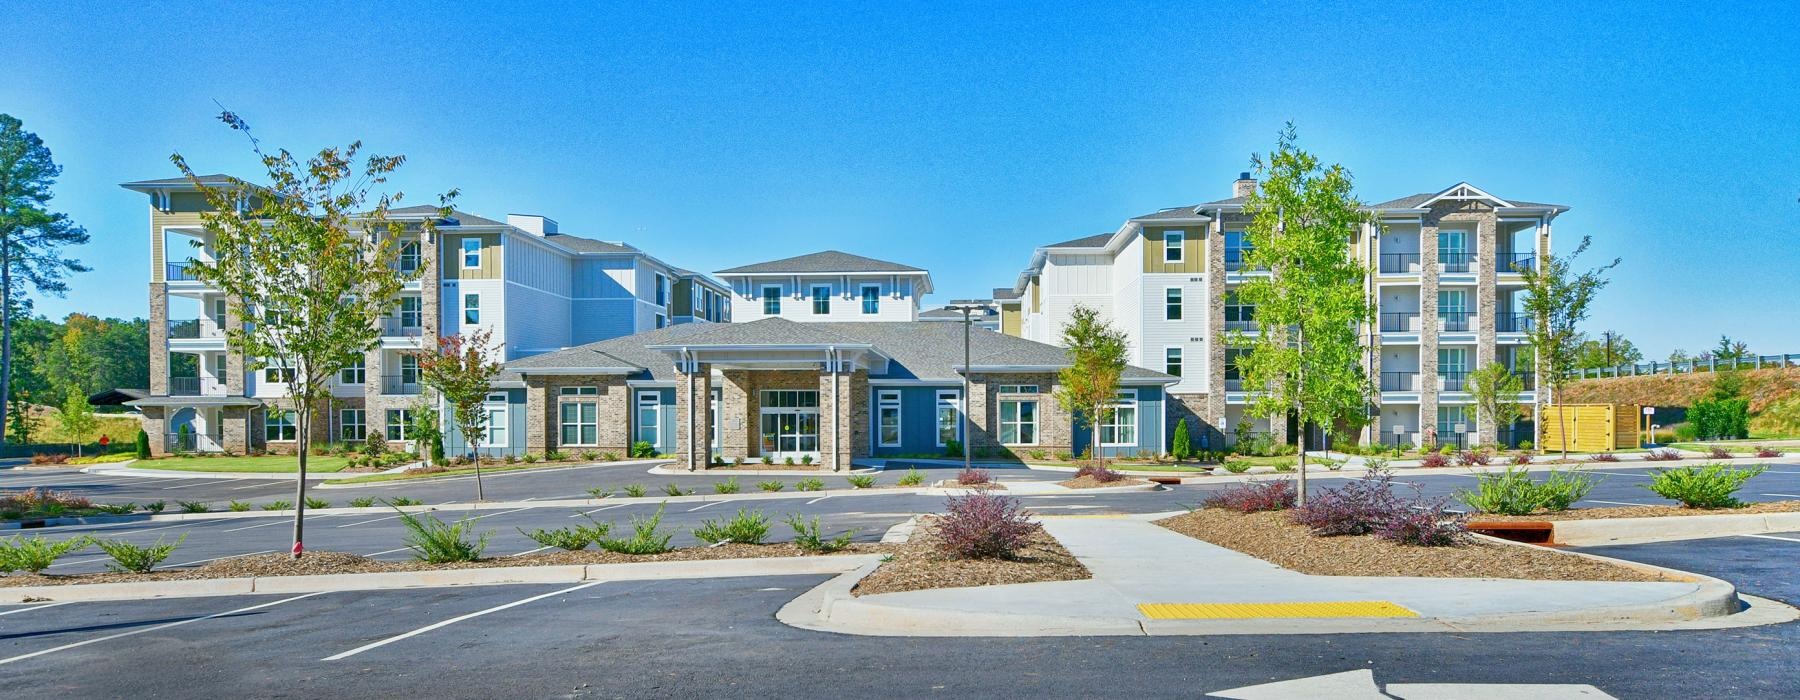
[0,554,883,604]
[316,459,671,488]
[1551,511,1800,546]
[86,464,341,481]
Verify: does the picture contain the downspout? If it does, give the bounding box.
[828,346,840,471]
[683,347,695,471]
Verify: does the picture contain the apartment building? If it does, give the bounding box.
[997,175,1563,451]
[716,250,931,323]
[121,174,728,456]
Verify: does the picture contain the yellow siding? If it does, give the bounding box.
[1029,277,1040,313]
[150,208,207,282]
[442,233,501,280]
[1000,304,1021,336]
[1141,228,1206,274]
[672,278,694,316]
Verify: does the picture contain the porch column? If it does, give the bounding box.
[819,360,854,471]
[675,361,713,470]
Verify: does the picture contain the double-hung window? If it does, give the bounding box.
[339,409,366,442]
[481,392,508,447]
[339,357,365,385]
[400,355,420,385]
[635,391,661,448]
[877,390,902,447]
[1165,288,1182,320]
[1165,347,1183,377]
[998,389,1038,446]
[811,285,831,315]
[399,296,422,329]
[935,390,960,446]
[461,238,481,268]
[559,387,600,445]
[385,409,412,441]
[861,285,880,315]
[1164,230,1184,262]
[262,361,294,385]
[463,293,480,325]
[264,410,297,442]
[1099,391,1138,446]
[762,286,781,315]
[399,240,421,273]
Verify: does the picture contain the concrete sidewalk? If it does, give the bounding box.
[784,513,1789,636]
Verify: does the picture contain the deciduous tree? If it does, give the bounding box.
[1520,236,1618,460]
[1054,304,1128,467]
[1467,362,1524,446]
[55,387,96,456]
[412,329,503,500]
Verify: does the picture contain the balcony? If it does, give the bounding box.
[380,317,425,337]
[1439,312,1473,332]
[1225,250,1262,272]
[1379,253,1421,274]
[166,430,224,454]
[1496,312,1532,333]
[1380,371,1418,392]
[1439,252,1474,273]
[168,319,208,339]
[1381,312,1420,333]
[1439,371,1469,392]
[169,376,203,396]
[166,261,202,282]
[1497,253,1535,274]
[1224,319,1259,333]
[1513,371,1536,390]
[382,374,422,395]
[1224,377,1244,392]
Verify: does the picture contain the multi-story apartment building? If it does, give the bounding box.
[121,174,728,456]
[716,250,931,323]
[996,174,1563,451]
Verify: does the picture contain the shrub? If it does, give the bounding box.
[1458,467,1598,515]
[586,487,612,500]
[664,483,693,497]
[714,477,741,494]
[580,450,599,461]
[1376,506,1469,547]
[757,481,784,492]
[942,439,964,458]
[1756,446,1784,458]
[784,456,795,466]
[1673,423,1700,442]
[1708,446,1732,460]
[31,453,69,465]
[1645,449,1682,461]
[1172,418,1193,460]
[1291,470,1403,536]
[1222,461,1251,474]
[1690,397,1751,441]
[135,429,151,459]
[846,475,876,489]
[387,496,423,506]
[631,441,657,458]
[1587,453,1620,463]
[761,455,774,465]
[398,510,490,563]
[796,477,825,492]
[96,534,186,573]
[1365,456,1390,471]
[601,452,619,461]
[785,513,856,553]
[177,500,210,513]
[349,497,378,508]
[520,518,610,551]
[545,450,567,462]
[800,454,814,466]
[1419,452,1450,468]
[0,534,93,573]
[94,503,135,515]
[263,500,290,511]
[1456,450,1491,467]
[693,509,771,545]
[522,453,539,464]
[1028,449,1048,461]
[956,468,991,485]
[597,505,673,554]
[1517,440,1534,451]
[1646,463,1767,509]
[623,484,648,498]
[228,500,252,512]
[1201,480,1296,513]
[304,497,330,509]
[896,468,924,487]
[1055,451,1073,461]
[1074,464,1124,483]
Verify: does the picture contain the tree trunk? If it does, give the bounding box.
[1295,413,1307,507]
[291,405,309,559]
[473,445,485,501]
[1091,418,1101,469]
[1,248,13,447]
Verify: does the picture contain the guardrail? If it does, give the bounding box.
[1580,354,1800,378]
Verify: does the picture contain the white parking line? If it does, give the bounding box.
[161,478,248,490]
[687,499,732,512]
[570,503,629,517]
[46,555,113,570]
[1762,493,1800,498]
[110,521,209,535]
[1584,471,1656,478]
[222,518,307,533]
[363,546,412,557]
[337,513,407,528]
[321,581,604,661]
[1744,534,1800,544]
[509,545,553,557]
[232,481,288,490]
[0,592,324,666]
[0,601,70,617]
[464,507,533,522]
[805,495,831,505]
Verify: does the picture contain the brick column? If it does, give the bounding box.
[965,373,994,453]
[149,283,169,395]
[224,296,246,395]
[1475,212,1500,446]
[674,362,713,470]
[1204,218,1229,448]
[142,406,169,456]
[818,365,856,471]
[1419,219,1440,449]
[718,370,753,462]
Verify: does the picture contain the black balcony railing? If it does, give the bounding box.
[1380,252,1421,274]
[1381,312,1420,332]
[169,377,202,396]
[1439,312,1473,332]
[1225,249,1262,272]
[166,431,223,453]
[1224,378,1244,391]
[381,317,425,337]
[1439,371,1469,391]
[1497,253,1536,274]
[1439,251,1474,273]
[167,319,205,339]
[382,374,422,395]
[166,261,201,281]
[1496,312,1532,333]
[1380,371,1418,392]
[1224,319,1259,333]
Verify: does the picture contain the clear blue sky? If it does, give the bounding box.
[5,2,1798,359]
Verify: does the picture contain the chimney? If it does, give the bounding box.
[506,214,558,236]
[1232,172,1257,199]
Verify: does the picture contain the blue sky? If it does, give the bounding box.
[4,1,1798,359]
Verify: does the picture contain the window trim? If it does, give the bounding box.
[1165,287,1182,321]
[998,397,1039,446]
[761,285,782,316]
[810,284,832,315]
[1164,230,1184,262]
[635,391,662,449]
[339,357,366,385]
[460,238,482,269]
[264,409,297,442]
[1165,347,1183,377]
[385,409,412,441]
[935,389,961,447]
[339,408,365,442]
[1099,391,1139,447]
[480,392,509,448]
[876,389,902,447]
[463,292,480,325]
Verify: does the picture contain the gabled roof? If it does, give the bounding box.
[1043,232,1114,249]
[1129,205,1212,222]
[542,233,637,254]
[716,250,926,275]
[1368,182,1568,213]
[120,173,242,192]
[382,205,507,226]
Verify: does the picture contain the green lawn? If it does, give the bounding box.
[133,455,354,473]
[37,414,141,445]
[1667,442,1771,454]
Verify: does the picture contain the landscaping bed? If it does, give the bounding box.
[1056,475,1153,489]
[1479,499,1800,522]
[852,516,1089,596]
[1155,509,1662,582]
[132,455,354,473]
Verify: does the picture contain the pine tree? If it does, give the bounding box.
[0,115,90,443]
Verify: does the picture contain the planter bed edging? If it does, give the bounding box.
[1550,511,1800,547]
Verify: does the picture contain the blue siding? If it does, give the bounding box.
[1071,386,1166,458]
[869,385,959,457]
[444,389,528,458]
[630,388,677,456]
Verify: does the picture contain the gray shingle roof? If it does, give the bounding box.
[507,318,1173,383]
[716,250,925,275]
[1130,205,1212,221]
[991,288,1021,301]
[120,173,241,189]
[1044,232,1114,249]
[543,233,637,253]
[381,205,507,226]
[1366,188,1569,212]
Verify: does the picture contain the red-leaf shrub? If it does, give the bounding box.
[29,454,70,465]
[1420,452,1450,468]
[1377,503,1469,546]
[1756,446,1783,458]
[1708,446,1732,460]
[956,468,992,485]
[1587,453,1621,463]
[1074,464,1124,483]
[1201,480,1296,513]
[0,487,92,511]
[1456,450,1492,467]
[1510,453,1532,466]
[934,492,1040,559]
[1290,469,1403,536]
[1645,449,1682,461]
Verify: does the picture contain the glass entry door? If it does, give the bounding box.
[759,390,820,459]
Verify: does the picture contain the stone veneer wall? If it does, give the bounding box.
[962,372,1074,457]
[672,363,713,470]
[524,375,631,455]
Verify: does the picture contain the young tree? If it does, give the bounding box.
[175,111,454,557]
[0,114,90,443]
[412,329,503,500]
[1710,335,1752,365]
[1467,362,1524,447]
[56,386,96,456]
[1519,235,1618,460]
[1573,331,1642,370]
[1053,304,1128,468]
[1232,124,1374,505]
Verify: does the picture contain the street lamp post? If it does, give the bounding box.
[944,301,988,474]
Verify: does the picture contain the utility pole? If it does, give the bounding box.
[1603,331,1616,369]
[944,301,989,474]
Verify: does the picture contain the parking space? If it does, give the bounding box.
[1579,530,1800,605]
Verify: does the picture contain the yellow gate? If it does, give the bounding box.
[1540,404,1640,452]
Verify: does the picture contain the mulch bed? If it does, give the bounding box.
[1155,509,1665,582]
[1479,500,1800,521]
[0,543,889,588]
[1056,475,1153,489]
[705,464,828,471]
[852,517,1090,596]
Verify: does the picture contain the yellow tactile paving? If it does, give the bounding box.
[1137,601,1419,619]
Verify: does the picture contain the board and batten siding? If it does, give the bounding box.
[444,388,528,457]
[1140,227,1207,274]
[867,385,960,457]
[442,233,501,280]
[1070,386,1165,458]
[728,275,919,323]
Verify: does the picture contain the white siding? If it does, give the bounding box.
[1139,273,1209,393]
[1033,252,1113,344]
[725,274,923,323]
[442,279,506,348]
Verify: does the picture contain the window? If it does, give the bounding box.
[463,293,480,325]
[1164,230,1184,262]
[1437,405,1474,442]
[264,410,296,442]
[560,386,599,396]
[1437,229,1468,256]
[1225,231,1255,270]
[212,354,227,382]
[861,285,880,315]
[1224,348,1248,388]
[936,390,960,446]
[1438,289,1468,315]
[1439,347,1469,391]
[1225,292,1256,328]
[999,398,1038,445]
[460,238,481,268]
[762,286,781,315]
[1099,391,1138,446]
[1165,287,1182,320]
[997,384,1039,394]
[399,355,420,384]
[560,394,599,446]
[1165,347,1183,377]
[760,390,818,408]
[877,390,902,447]
[385,409,412,441]
[399,241,421,272]
[811,285,831,315]
[340,409,366,442]
[211,298,227,327]
[399,296,422,329]
[262,361,294,384]
[655,314,666,329]
[340,357,365,385]
[655,274,668,307]
[481,392,508,447]
[635,391,661,448]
